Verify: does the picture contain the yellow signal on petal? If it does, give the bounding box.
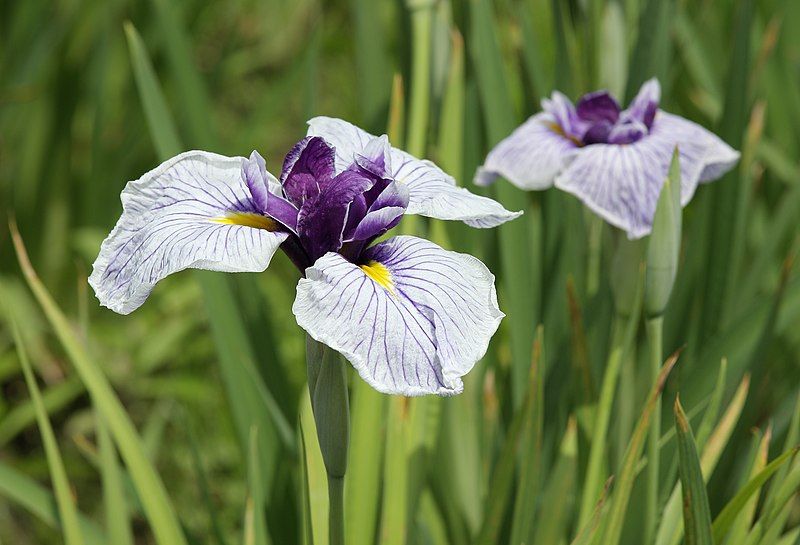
[212,212,279,231]
[360,260,395,294]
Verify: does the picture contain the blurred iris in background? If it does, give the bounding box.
[89,117,519,396]
[475,79,740,238]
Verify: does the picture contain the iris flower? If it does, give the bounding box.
[475,79,739,238]
[89,117,520,396]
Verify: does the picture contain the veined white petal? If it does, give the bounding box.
[307,116,521,227]
[292,235,504,396]
[554,111,739,239]
[90,151,287,314]
[473,112,578,190]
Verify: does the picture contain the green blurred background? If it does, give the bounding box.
[1,0,800,544]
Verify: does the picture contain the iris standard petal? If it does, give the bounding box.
[473,112,578,190]
[292,235,504,396]
[554,111,739,238]
[307,116,522,227]
[625,78,660,128]
[89,151,288,314]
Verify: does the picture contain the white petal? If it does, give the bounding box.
[90,151,287,314]
[307,116,521,227]
[554,112,739,238]
[292,236,504,396]
[474,112,578,190]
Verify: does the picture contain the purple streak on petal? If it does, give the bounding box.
[241,151,270,212]
[607,119,648,144]
[625,78,661,129]
[576,91,621,124]
[474,112,578,189]
[281,136,336,206]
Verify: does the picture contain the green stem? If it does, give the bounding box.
[405,0,434,158]
[587,214,603,298]
[328,476,345,545]
[645,315,664,545]
[578,315,627,527]
[306,336,350,545]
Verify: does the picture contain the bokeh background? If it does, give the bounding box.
[1,0,799,544]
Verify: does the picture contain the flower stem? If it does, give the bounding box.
[644,315,664,545]
[306,336,350,545]
[578,315,626,527]
[328,476,345,545]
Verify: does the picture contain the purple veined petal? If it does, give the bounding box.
[308,116,522,227]
[474,112,579,190]
[625,78,661,129]
[576,91,621,124]
[292,235,504,396]
[554,111,740,238]
[89,151,288,315]
[281,136,336,206]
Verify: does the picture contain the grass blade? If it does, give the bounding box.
[0,461,106,545]
[675,397,714,545]
[243,427,271,545]
[96,412,133,545]
[8,315,84,545]
[712,446,798,543]
[475,330,544,545]
[9,224,188,545]
[600,349,681,545]
[344,378,385,545]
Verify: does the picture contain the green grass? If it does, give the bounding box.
[1,0,799,544]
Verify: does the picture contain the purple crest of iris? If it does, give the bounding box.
[89,117,521,396]
[475,79,740,238]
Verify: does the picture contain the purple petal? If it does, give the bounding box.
[350,207,406,241]
[242,151,270,211]
[607,119,648,144]
[297,169,373,261]
[576,91,621,124]
[292,236,504,396]
[281,136,336,206]
[582,121,614,145]
[308,117,521,227]
[89,151,287,314]
[474,112,578,189]
[541,91,587,141]
[625,78,661,129]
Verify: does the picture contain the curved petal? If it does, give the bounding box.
[293,236,503,396]
[474,112,578,190]
[554,111,739,238]
[624,78,660,128]
[307,116,521,227]
[90,151,288,314]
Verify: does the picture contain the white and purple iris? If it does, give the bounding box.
[89,117,521,396]
[475,79,740,238]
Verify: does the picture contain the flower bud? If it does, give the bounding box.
[645,148,682,318]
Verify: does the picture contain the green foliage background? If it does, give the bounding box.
[1,0,799,543]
